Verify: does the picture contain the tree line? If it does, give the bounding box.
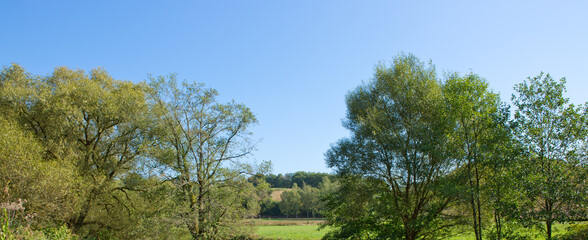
[264,171,333,189]
[322,54,588,240]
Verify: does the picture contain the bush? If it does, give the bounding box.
[553,224,588,240]
[259,199,282,217]
[43,225,76,240]
[1,205,76,240]
[2,225,77,240]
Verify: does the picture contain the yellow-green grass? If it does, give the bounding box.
[447,222,585,240]
[254,218,586,239]
[255,225,331,240]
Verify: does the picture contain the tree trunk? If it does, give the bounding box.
[72,199,91,231]
[546,200,553,240]
[187,221,201,240]
[471,197,480,240]
[475,163,483,240]
[186,183,205,239]
[405,230,417,240]
[494,180,502,240]
[71,188,99,232]
[468,160,482,240]
[546,220,552,240]
[495,211,501,240]
[186,206,201,239]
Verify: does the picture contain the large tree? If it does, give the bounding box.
[149,75,260,239]
[512,73,588,240]
[0,64,153,234]
[443,73,503,240]
[326,54,457,240]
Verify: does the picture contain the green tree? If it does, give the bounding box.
[264,173,292,188]
[279,184,302,218]
[326,54,456,240]
[512,73,588,240]
[0,114,78,228]
[291,172,331,188]
[317,176,337,215]
[443,73,502,240]
[0,64,152,235]
[483,105,523,240]
[321,176,404,239]
[149,75,260,239]
[300,183,319,218]
[117,174,193,239]
[246,173,272,219]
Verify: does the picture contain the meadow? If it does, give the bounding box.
[253,218,330,240]
[253,219,586,240]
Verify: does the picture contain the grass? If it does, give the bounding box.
[253,218,329,240]
[446,222,585,240]
[255,225,331,240]
[253,218,587,239]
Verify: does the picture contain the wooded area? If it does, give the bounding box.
[323,54,588,240]
[2,54,588,239]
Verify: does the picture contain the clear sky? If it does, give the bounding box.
[2,1,587,174]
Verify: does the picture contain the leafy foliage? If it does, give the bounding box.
[0,64,265,239]
[279,184,302,218]
[553,224,588,240]
[512,73,588,240]
[325,54,458,240]
[265,172,333,188]
[443,73,507,240]
[323,55,588,240]
[148,74,262,239]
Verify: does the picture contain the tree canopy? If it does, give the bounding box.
[512,73,588,240]
[326,54,457,240]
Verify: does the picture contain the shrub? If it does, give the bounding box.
[553,224,588,240]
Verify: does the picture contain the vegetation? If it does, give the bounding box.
[265,172,333,188]
[148,75,263,239]
[511,73,588,240]
[0,65,267,239]
[326,55,458,240]
[252,218,330,240]
[323,54,588,240]
[1,54,587,239]
[256,225,330,240]
[259,176,334,218]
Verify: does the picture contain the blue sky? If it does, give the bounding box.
[2,1,587,174]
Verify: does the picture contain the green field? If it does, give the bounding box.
[254,219,586,240]
[446,222,581,240]
[255,225,331,240]
[253,218,329,240]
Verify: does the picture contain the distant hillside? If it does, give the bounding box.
[269,188,291,201]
